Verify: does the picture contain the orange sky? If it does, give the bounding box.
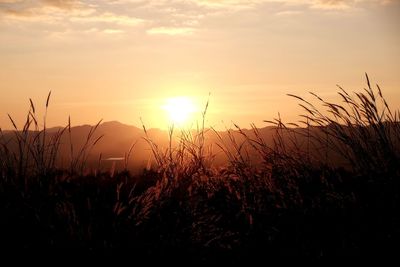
[1,0,399,130]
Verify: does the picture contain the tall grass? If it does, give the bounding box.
[68,116,104,175]
[230,74,400,178]
[0,93,105,190]
[0,92,66,191]
[0,75,399,260]
[141,98,213,177]
[287,74,400,176]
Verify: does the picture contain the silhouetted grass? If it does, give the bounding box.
[0,75,399,262]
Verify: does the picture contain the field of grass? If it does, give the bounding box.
[1,75,399,261]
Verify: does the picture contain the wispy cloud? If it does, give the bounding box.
[40,0,79,9]
[0,0,22,3]
[0,1,143,36]
[311,0,351,10]
[0,0,96,22]
[70,12,144,26]
[0,0,395,37]
[275,10,303,16]
[147,26,195,36]
[102,28,124,34]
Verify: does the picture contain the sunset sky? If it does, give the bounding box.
[1,0,399,130]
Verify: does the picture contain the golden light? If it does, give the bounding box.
[162,96,197,126]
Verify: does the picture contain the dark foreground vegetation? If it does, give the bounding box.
[1,75,399,261]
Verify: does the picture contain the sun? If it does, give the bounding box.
[162,96,197,126]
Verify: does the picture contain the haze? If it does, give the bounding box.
[1,0,399,129]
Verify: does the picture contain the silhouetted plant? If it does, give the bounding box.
[0,76,399,261]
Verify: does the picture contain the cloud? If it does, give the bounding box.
[103,28,125,34]
[311,0,351,10]
[275,10,303,16]
[195,0,258,10]
[40,0,78,9]
[0,0,395,37]
[70,12,144,26]
[147,26,195,36]
[0,5,96,24]
[0,0,95,20]
[0,0,22,3]
[0,1,143,35]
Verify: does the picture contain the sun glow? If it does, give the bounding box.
[162,96,197,126]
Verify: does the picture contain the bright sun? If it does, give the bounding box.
[162,96,197,126]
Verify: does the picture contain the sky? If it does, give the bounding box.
[0,0,399,130]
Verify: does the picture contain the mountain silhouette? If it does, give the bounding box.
[5,120,396,173]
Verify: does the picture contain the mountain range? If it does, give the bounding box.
[4,120,386,173]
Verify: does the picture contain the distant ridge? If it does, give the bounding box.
[3,119,398,172]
